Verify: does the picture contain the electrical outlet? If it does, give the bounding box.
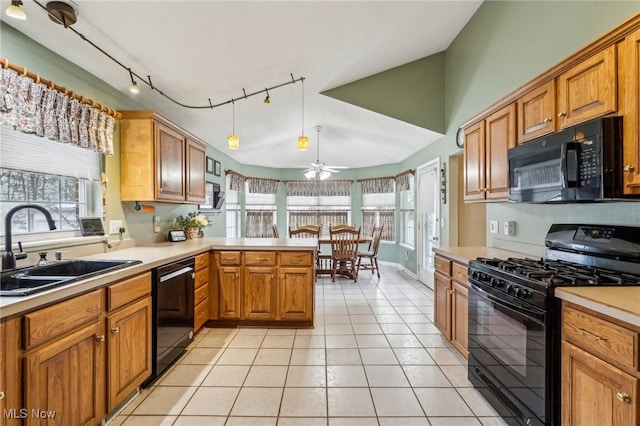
[489,220,499,234]
[109,220,123,235]
[153,216,161,233]
[503,221,516,236]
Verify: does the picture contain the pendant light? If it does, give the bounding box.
[228,100,239,150]
[5,0,26,20]
[297,79,308,151]
[128,68,139,94]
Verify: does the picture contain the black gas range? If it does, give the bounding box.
[467,223,640,426]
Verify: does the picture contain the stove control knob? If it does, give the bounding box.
[497,279,505,288]
[514,287,523,298]
[490,278,498,287]
[506,284,513,295]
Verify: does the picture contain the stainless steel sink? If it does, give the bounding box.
[1,259,142,297]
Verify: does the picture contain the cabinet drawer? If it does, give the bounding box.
[563,304,638,370]
[219,251,241,265]
[195,268,209,289]
[435,256,452,276]
[107,272,152,311]
[195,283,208,306]
[23,289,103,350]
[245,252,277,266]
[195,252,209,271]
[195,298,209,330]
[280,251,313,266]
[451,263,468,284]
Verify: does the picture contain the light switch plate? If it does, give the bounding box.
[503,221,516,236]
[153,216,161,233]
[489,220,499,234]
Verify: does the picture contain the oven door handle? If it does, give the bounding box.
[159,266,194,283]
[468,282,545,324]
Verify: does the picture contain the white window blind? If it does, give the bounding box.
[1,127,101,180]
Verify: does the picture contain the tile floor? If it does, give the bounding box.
[110,265,507,426]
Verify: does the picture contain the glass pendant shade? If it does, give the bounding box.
[6,1,26,19]
[228,134,239,150]
[319,170,331,180]
[297,135,308,151]
[304,170,315,179]
[129,81,139,94]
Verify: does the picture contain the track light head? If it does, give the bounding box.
[6,0,26,20]
[263,89,270,104]
[46,1,78,27]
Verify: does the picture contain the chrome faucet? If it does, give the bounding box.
[2,204,57,270]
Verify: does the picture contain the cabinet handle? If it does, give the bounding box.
[254,257,268,261]
[111,327,120,335]
[96,335,105,342]
[623,165,636,173]
[223,257,236,261]
[235,273,239,278]
[0,391,6,400]
[199,293,205,300]
[616,392,631,404]
[578,327,607,341]
[557,111,566,118]
[271,274,275,279]
[544,117,552,123]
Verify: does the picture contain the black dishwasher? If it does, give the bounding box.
[144,257,195,387]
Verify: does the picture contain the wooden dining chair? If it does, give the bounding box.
[272,224,280,238]
[329,226,361,282]
[330,224,357,232]
[288,224,320,238]
[357,225,383,278]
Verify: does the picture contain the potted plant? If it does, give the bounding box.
[176,212,210,239]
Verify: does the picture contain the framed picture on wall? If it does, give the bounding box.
[214,160,221,176]
[206,156,214,174]
[199,181,215,210]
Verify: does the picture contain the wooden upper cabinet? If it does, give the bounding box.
[186,139,206,203]
[557,45,617,129]
[517,80,556,143]
[620,28,640,194]
[464,103,515,202]
[463,121,485,201]
[120,110,207,203]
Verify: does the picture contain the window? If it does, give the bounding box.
[400,175,415,248]
[361,192,395,241]
[0,129,101,241]
[287,194,350,235]
[245,189,276,238]
[225,176,241,238]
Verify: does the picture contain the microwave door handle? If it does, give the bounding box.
[561,143,580,188]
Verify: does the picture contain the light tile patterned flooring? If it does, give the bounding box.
[110,265,507,426]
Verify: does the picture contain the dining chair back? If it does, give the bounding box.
[272,224,280,238]
[357,225,383,278]
[330,224,357,232]
[329,226,361,282]
[289,225,321,238]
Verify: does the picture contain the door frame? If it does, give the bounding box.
[416,158,441,288]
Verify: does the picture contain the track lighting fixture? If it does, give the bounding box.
[6,0,26,20]
[46,0,78,27]
[297,80,308,151]
[263,89,270,104]
[128,68,139,94]
[228,101,239,150]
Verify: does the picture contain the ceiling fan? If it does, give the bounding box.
[303,126,348,180]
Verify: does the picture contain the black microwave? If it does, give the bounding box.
[508,116,634,203]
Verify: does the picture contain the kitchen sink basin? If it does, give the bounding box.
[1,259,142,297]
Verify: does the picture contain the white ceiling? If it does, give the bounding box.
[2,0,482,170]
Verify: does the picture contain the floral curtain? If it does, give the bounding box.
[358,177,395,194]
[248,177,280,194]
[0,67,116,155]
[285,180,352,197]
[362,209,395,241]
[227,170,246,191]
[395,170,414,191]
[246,210,274,237]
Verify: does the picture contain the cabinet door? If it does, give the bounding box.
[244,267,277,320]
[557,45,617,129]
[186,139,206,203]
[517,80,556,143]
[24,321,105,426]
[219,266,242,319]
[280,267,313,320]
[621,28,640,194]
[562,341,637,426]
[451,281,468,359]
[107,297,152,411]
[463,121,486,201]
[434,271,452,339]
[155,122,186,201]
[485,103,516,200]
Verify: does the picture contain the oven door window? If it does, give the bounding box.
[469,285,546,420]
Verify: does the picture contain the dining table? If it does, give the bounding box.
[315,235,373,278]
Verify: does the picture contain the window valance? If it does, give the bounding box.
[395,169,414,191]
[0,59,118,155]
[247,177,280,194]
[284,180,352,197]
[226,170,247,191]
[357,177,395,194]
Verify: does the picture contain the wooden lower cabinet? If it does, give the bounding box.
[280,267,314,320]
[562,341,637,426]
[434,254,469,359]
[434,271,452,339]
[451,280,469,358]
[218,266,242,319]
[243,266,277,320]
[0,317,21,426]
[23,320,106,426]
[107,297,152,411]
[194,252,210,331]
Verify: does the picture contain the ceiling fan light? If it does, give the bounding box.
[6,0,26,20]
[297,135,308,151]
[228,134,239,150]
[319,170,331,180]
[305,170,316,179]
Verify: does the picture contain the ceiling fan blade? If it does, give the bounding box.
[323,168,341,173]
[324,165,349,169]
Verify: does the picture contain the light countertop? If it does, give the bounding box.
[555,286,640,327]
[0,238,318,319]
[433,246,537,265]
